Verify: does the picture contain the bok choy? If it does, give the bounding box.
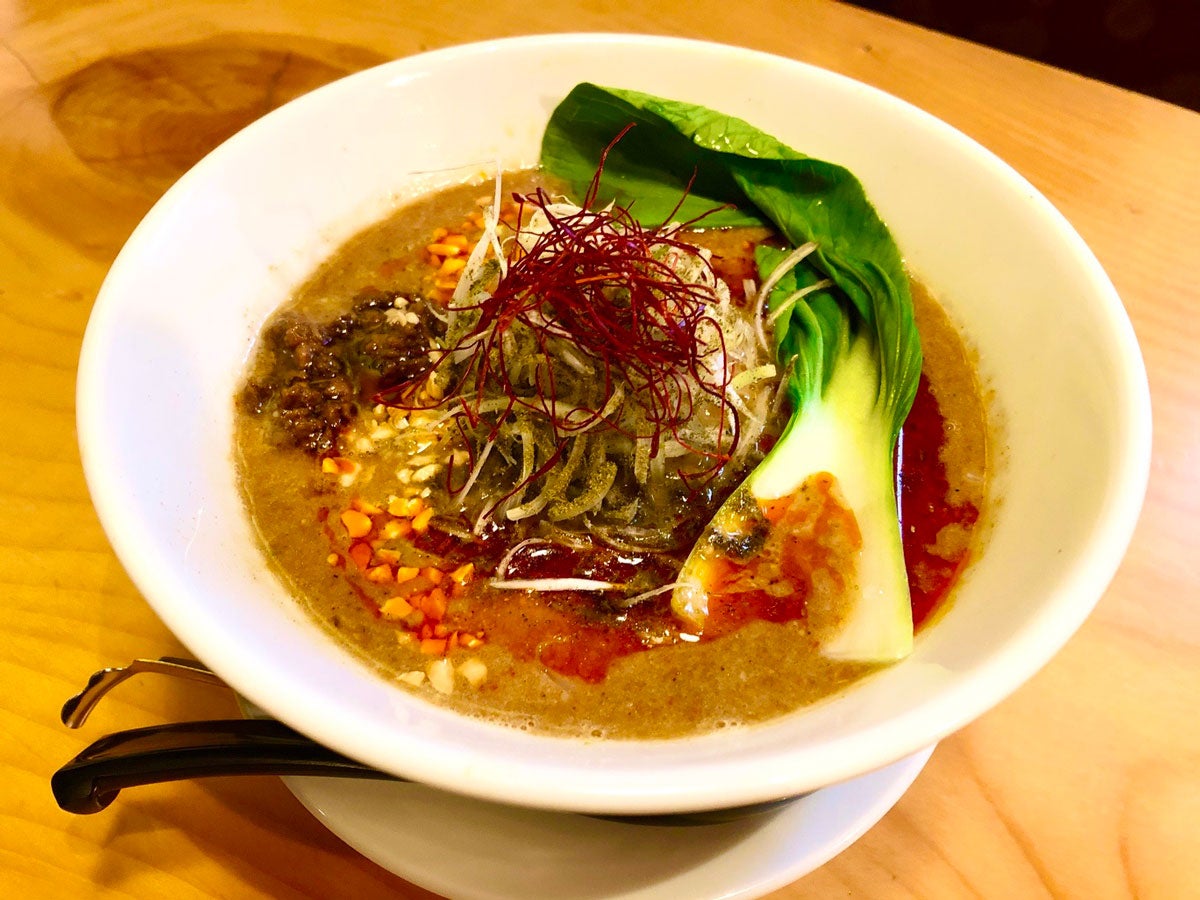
[540,84,922,662]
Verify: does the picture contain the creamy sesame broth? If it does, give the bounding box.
[235,171,988,739]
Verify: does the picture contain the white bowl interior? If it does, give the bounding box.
[77,34,1150,813]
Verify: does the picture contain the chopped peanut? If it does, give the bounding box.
[365,565,393,584]
[420,567,444,585]
[375,548,402,566]
[397,670,425,687]
[449,563,475,585]
[352,497,383,515]
[412,463,441,482]
[380,519,413,541]
[388,496,424,517]
[426,658,454,694]
[411,507,434,534]
[322,456,359,475]
[340,509,373,539]
[395,566,421,584]
[347,542,373,571]
[421,637,449,657]
[458,658,487,688]
[381,596,415,619]
[426,590,449,620]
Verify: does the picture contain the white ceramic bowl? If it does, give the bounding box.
[77,34,1151,815]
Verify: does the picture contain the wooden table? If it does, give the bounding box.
[3,1,1197,896]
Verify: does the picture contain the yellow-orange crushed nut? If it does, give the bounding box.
[380,519,412,541]
[352,497,382,515]
[347,542,373,570]
[411,507,434,533]
[426,242,462,256]
[424,588,448,619]
[397,669,425,686]
[395,566,421,584]
[365,565,393,584]
[449,563,475,585]
[381,596,415,619]
[420,637,449,656]
[388,496,424,518]
[340,509,373,538]
[323,456,359,475]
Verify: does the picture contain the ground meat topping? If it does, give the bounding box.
[241,289,438,454]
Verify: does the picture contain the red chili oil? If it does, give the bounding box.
[898,374,980,628]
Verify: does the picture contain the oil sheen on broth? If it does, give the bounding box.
[235,172,989,739]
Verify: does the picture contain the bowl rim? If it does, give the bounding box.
[76,32,1153,814]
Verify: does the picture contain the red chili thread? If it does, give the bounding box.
[379,133,740,496]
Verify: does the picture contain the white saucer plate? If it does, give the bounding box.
[286,744,934,900]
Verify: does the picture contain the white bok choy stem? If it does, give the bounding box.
[744,328,911,661]
[673,246,916,663]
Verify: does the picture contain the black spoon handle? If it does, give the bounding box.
[51,718,401,814]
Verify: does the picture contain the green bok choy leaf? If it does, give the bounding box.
[540,84,922,661]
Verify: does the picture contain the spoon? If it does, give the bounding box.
[52,657,798,825]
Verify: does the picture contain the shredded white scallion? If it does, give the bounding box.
[753,241,818,351]
[494,537,553,581]
[766,279,835,326]
[454,438,495,503]
[729,363,778,391]
[610,582,688,608]
[489,578,621,592]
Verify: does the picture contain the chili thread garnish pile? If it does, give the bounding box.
[456,189,735,449]
[373,157,779,538]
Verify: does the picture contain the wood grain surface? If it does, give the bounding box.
[3,1,1198,897]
